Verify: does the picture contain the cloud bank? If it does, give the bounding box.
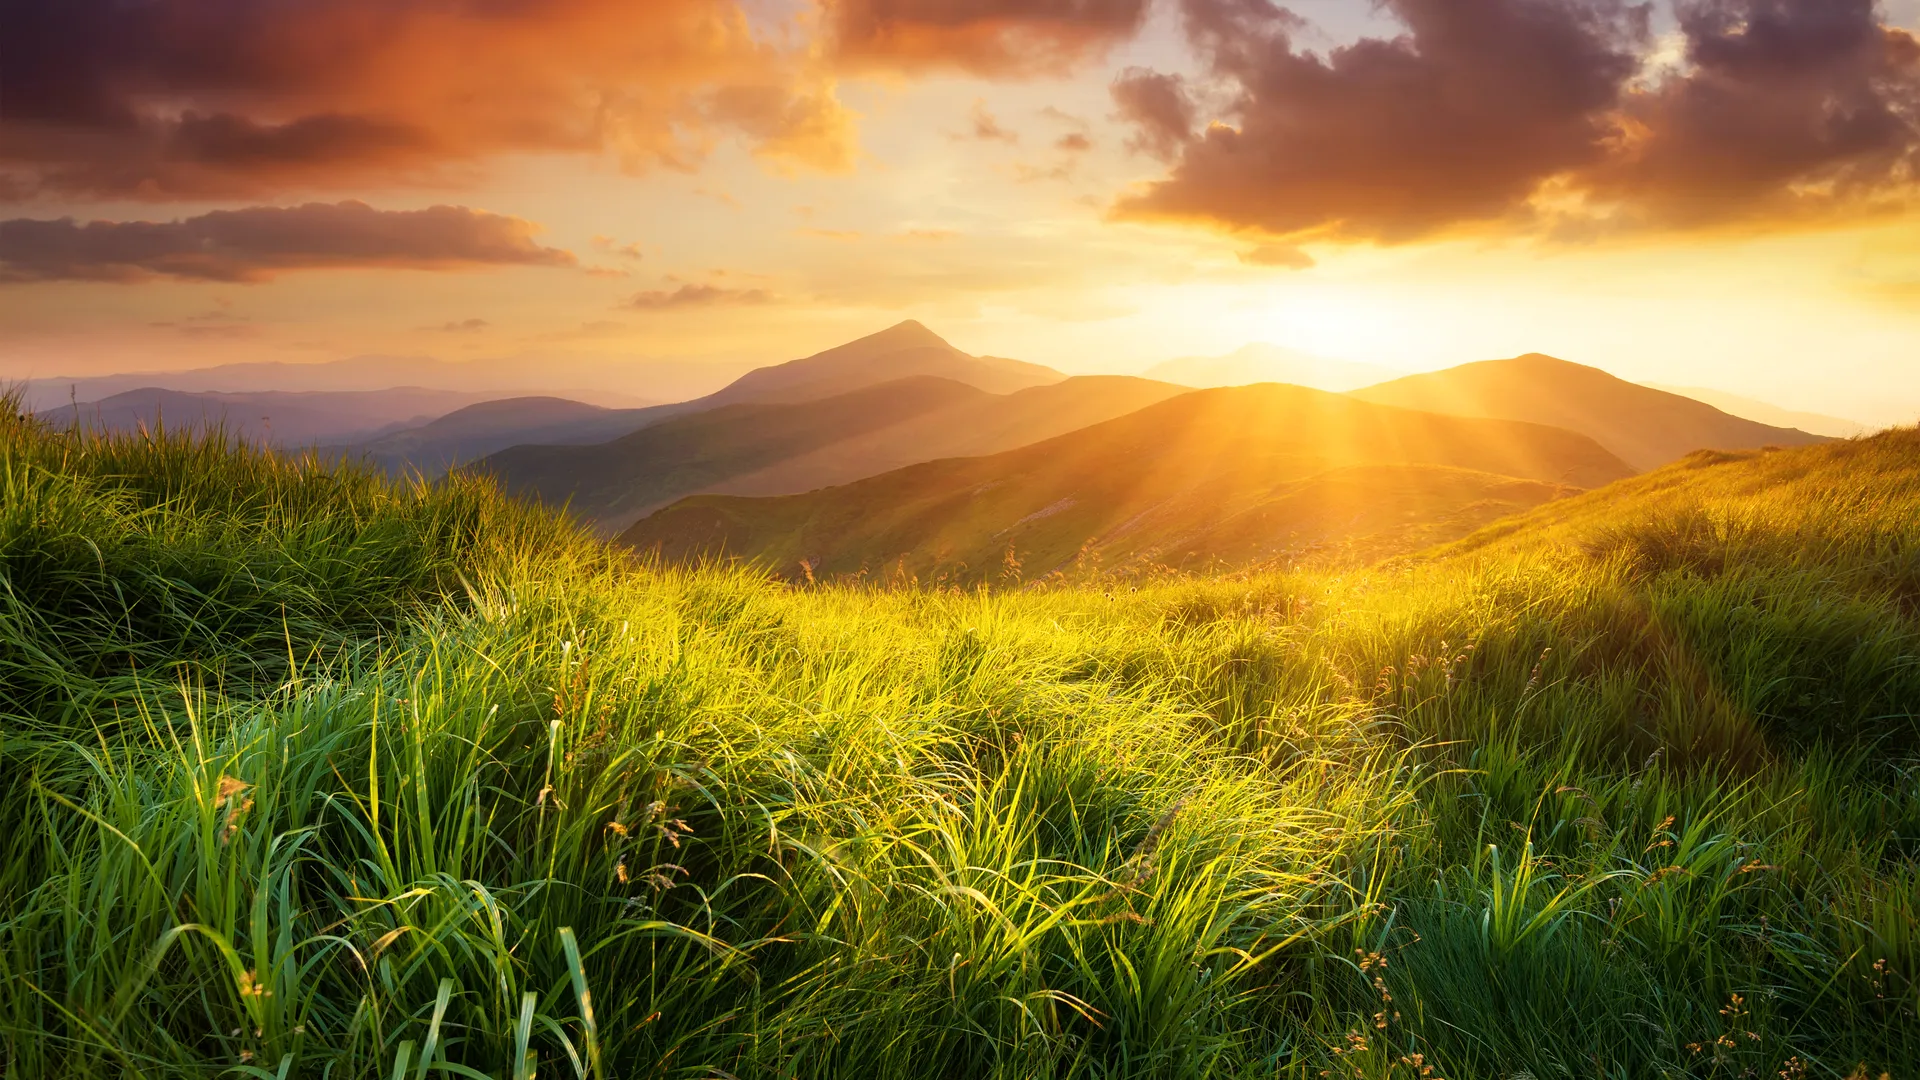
[0,202,577,283]
[0,0,855,200]
[1113,0,1920,241]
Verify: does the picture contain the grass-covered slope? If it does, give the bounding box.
[2,406,1916,1079]
[621,383,1634,581]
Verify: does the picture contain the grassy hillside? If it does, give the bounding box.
[621,383,1633,581]
[482,375,1186,534]
[1352,354,1830,470]
[3,403,1915,1078]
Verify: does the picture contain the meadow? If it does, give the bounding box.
[1,400,1915,1078]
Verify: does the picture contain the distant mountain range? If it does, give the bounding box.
[24,324,1843,582]
[1145,344,1404,392]
[1349,354,1828,471]
[620,383,1637,581]
[18,356,663,413]
[479,373,1184,533]
[339,320,1067,475]
[35,387,512,447]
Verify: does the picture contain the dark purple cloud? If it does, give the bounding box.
[1114,0,1920,240]
[1116,0,1653,241]
[1587,0,1920,226]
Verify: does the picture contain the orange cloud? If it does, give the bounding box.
[826,0,1149,76]
[2,0,855,200]
[0,202,576,283]
[1111,68,1197,162]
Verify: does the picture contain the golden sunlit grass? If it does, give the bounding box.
[2,399,1916,1077]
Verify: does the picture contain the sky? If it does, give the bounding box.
[4,0,1920,423]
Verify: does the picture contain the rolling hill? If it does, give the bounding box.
[480,374,1186,533]
[1145,343,1403,392]
[620,383,1635,581]
[37,386,508,447]
[344,320,1066,475]
[1349,354,1829,470]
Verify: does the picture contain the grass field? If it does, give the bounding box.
[2,400,1916,1078]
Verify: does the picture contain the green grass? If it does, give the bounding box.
[2,401,1916,1078]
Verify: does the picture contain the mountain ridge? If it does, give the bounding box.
[340,320,1066,475]
[1350,353,1829,470]
[620,382,1636,581]
[479,373,1186,533]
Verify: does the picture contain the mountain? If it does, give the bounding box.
[1646,384,1868,439]
[341,321,1068,476]
[1145,344,1403,392]
[18,357,666,412]
[1348,354,1829,471]
[479,374,1185,533]
[36,387,510,447]
[338,396,674,474]
[701,320,1062,406]
[619,383,1635,581]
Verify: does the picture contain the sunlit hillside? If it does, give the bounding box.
[1351,355,1831,471]
[5,401,1914,1078]
[622,382,1634,581]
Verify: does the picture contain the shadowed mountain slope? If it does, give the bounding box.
[620,383,1635,581]
[482,374,1186,533]
[1350,354,1829,471]
[340,396,666,474]
[37,387,507,447]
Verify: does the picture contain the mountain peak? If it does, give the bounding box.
[865,319,951,350]
[1506,352,1581,367]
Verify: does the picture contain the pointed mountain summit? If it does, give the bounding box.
[706,320,1062,406]
[1349,354,1830,471]
[336,320,1064,474]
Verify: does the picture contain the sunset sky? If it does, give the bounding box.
[5,0,1920,423]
